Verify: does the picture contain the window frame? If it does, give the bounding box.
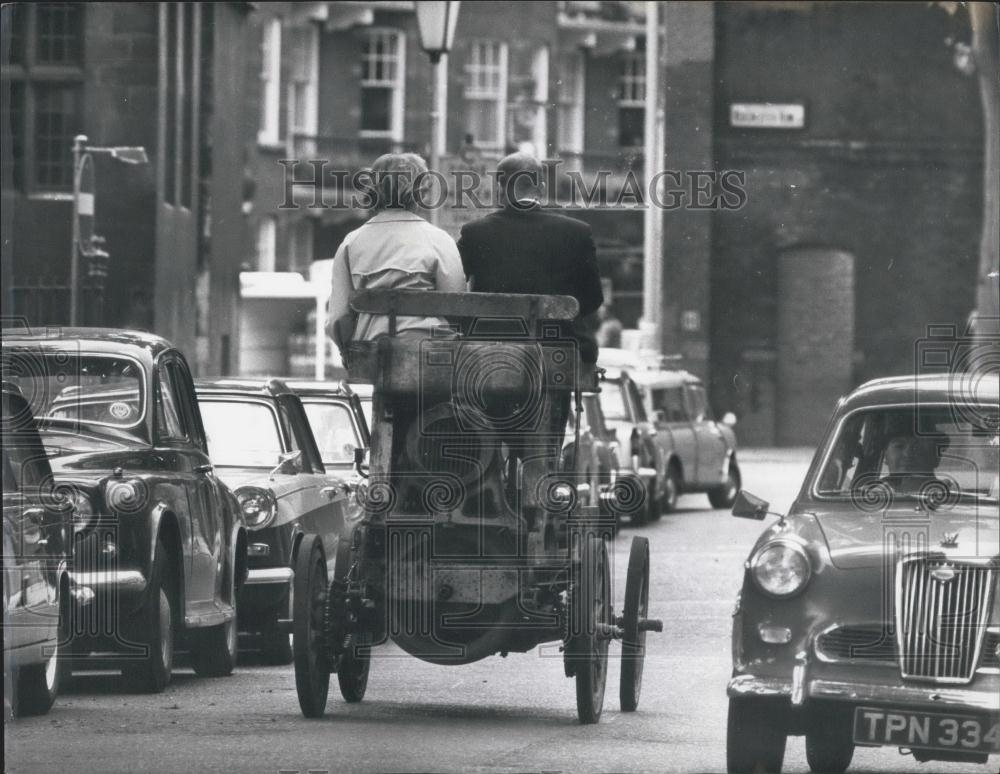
[358,28,406,142]
[556,49,585,154]
[464,39,508,151]
[617,49,645,148]
[258,16,282,147]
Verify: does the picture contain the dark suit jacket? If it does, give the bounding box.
[457,207,604,362]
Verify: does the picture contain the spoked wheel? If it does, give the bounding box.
[293,535,330,718]
[568,533,610,724]
[620,536,650,712]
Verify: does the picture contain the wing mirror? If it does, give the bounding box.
[732,490,770,520]
[270,450,302,478]
[353,446,370,479]
[721,411,737,428]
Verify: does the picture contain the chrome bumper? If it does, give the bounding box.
[728,674,1000,713]
[69,570,147,604]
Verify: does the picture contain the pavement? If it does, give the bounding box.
[4,448,997,774]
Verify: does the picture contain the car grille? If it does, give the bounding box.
[816,624,897,663]
[896,558,996,684]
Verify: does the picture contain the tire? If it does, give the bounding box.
[122,539,174,693]
[260,627,293,666]
[619,537,650,712]
[660,465,680,515]
[337,640,370,703]
[569,534,610,724]
[12,601,65,717]
[709,461,741,510]
[805,705,855,774]
[727,697,787,774]
[293,535,330,718]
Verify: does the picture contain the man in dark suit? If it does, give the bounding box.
[457,152,604,363]
[457,153,604,505]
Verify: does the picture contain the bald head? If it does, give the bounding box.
[496,152,545,209]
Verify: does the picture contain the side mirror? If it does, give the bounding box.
[353,446,370,479]
[732,490,770,520]
[270,450,302,478]
[721,412,737,428]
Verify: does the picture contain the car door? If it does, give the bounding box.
[155,357,216,604]
[650,384,698,481]
[685,381,728,487]
[300,398,366,523]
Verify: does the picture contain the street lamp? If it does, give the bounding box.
[414,1,460,225]
[70,134,148,326]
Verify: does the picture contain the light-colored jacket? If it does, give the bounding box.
[326,210,466,342]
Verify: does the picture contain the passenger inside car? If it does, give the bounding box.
[878,434,943,493]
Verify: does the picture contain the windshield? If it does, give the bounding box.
[302,401,360,466]
[200,400,284,468]
[600,381,629,422]
[1,351,146,442]
[815,405,999,503]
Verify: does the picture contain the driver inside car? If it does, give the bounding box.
[879,434,944,493]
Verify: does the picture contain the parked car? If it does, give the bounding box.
[286,380,370,473]
[2,385,73,717]
[597,348,740,520]
[727,373,1000,773]
[195,379,357,665]
[0,328,248,693]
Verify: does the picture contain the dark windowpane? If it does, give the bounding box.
[361,87,391,132]
[34,83,80,188]
[618,106,644,148]
[4,4,28,65]
[5,82,27,189]
[36,3,83,65]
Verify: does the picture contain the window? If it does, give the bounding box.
[302,402,360,466]
[360,29,405,141]
[259,17,282,145]
[156,363,186,441]
[257,216,277,271]
[556,50,584,154]
[618,50,644,147]
[601,381,630,422]
[508,46,548,157]
[685,384,711,423]
[200,400,284,468]
[464,40,507,150]
[651,387,687,423]
[289,24,319,148]
[1,2,84,191]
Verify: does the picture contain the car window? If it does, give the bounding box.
[685,384,711,423]
[302,401,361,466]
[2,449,18,494]
[200,400,284,468]
[600,381,629,422]
[815,406,1000,501]
[166,359,206,450]
[156,363,186,442]
[652,387,688,422]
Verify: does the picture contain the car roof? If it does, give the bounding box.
[840,373,1000,412]
[285,380,371,399]
[624,368,701,387]
[0,327,173,358]
[194,377,295,398]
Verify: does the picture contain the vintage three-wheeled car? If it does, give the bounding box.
[290,290,662,723]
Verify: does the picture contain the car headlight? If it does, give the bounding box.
[750,540,811,598]
[68,489,95,532]
[236,487,277,528]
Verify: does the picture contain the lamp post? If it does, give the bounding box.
[70,134,148,326]
[414,1,460,225]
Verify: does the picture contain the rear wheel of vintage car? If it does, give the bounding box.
[294,534,330,718]
[337,637,371,703]
[659,465,680,515]
[190,563,237,678]
[709,461,741,510]
[13,597,66,716]
[619,536,650,712]
[805,706,855,774]
[122,539,174,694]
[568,534,610,725]
[726,697,787,774]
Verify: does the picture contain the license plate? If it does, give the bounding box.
[854,707,1000,754]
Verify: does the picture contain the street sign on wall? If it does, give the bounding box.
[730,103,805,129]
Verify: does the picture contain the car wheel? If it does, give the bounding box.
[122,539,174,693]
[337,638,371,703]
[709,461,741,510]
[805,706,855,774]
[190,562,237,678]
[660,465,680,515]
[726,697,787,774]
[12,600,65,717]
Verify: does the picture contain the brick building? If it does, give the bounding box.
[1,1,255,374]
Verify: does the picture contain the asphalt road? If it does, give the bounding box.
[4,449,997,774]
